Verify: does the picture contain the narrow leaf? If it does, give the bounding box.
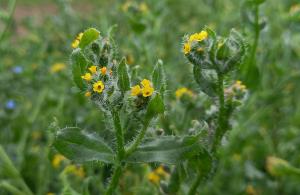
[124,135,204,164]
[53,127,115,163]
[117,58,130,93]
[152,59,165,90]
[146,93,164,120]
[71,49,88,90]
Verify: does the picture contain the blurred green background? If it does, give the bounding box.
[1,0,300,194]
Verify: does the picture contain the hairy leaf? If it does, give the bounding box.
[79,28,100,49]
[71,49,88,90]
[117,58,130,93]
[53,127,114,163]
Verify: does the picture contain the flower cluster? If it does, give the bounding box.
[71,32,83,49]
[183,30,208,54]
[81,65,110,97]
[224,80,247,100]
[131,79,154,97]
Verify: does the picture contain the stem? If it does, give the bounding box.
[105,165,122,195]
[0,0,16,43]
[111,109,125,160]
[125,118,151,157]
[212,74,225,152]
[188,172,202,195]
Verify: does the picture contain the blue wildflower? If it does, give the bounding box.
[12,66,23,74]
[6,100,16,110]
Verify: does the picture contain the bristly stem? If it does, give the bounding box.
[105,165,122,195]
[125,118,151,157]
[111,109,125,160]
[212,73,225,152]
[105,109,125,194]
[188,172,203,195]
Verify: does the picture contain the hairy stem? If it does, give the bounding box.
[188,172,203,195]
[125,118,151,157]
[111,109,125,160]
[212,74,225,152]
[105,165,122,195]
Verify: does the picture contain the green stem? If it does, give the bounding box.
[187,172,202,195]
[105,165,122,195]
[0,181,24,195]
[125,118,151,157]
[111,109,125,160]
[0,0,16,43]
[212,74,225,152]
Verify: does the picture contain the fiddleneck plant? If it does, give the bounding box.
[52,27,247,194]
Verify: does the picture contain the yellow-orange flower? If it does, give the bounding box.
[131,85,141,96]
[89,65,97,74]
[147,172,160,184]
[81,73,92,82]
[52,154,66,168]
[189,30,208,42]
[142,85,154,97]
[175,87,194,99]
[93,81,105,93]
[183,42,191,54]
[141,79,152,87]
[101,67,107,75]
[85,91,91,97]
[50,63,66,73]
[64,165,85,178]
[72,32,83,49]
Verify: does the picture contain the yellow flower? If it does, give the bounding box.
[233,80,247,92]
[93,81,105,93]
[81,73,92,82]
[139,2,149,13]
[189,30,208,42]
[183,42,191,54]
[290,4,300,15]
[50,63,66,73]
[246,185,258,195]
[141,79,152,87]
[175,87,194,99]
[47,193,55,195]
[142,85,154,97]
[52,154,66,168]
[89,65,97,74]
[85,91,91,97]
[101,67,107,75]
[64,165,85,178]
[147,172,160,184]
[72,32,83,49]
[131,85,141,96]
[122,1,131,12]
[154,166,168,177]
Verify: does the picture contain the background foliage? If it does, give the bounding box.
[1,0,300,194]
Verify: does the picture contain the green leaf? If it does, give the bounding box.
[152,59,165,91]
[79,28,100,49]
[117,58,130,93]
[124,135,204,164]
[71,49,88,90]
[53,127,115,163]
[193,66,217,97]
[146,93,164,120]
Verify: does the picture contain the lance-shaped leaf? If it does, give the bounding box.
[79,28,100,49]
[71,49,88,90]
[152,59,165,91]
[117,58,130,93]
[124,135,205,164]
[53,127,115,163]
[145,93,164,121]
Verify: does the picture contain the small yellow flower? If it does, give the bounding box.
[131,85,141,96]
[89,65,97,74]
[233,80,247,92]
[93,81,105,93]
[290,4,300,15]
[142,85,154,97]
[183,42,191,54]
[122,1,131,12]
[47,193,55,195]
[147,172,160,184]
[246,185,258,195]
[175,87,194,99]
[81,73,92,82]
[50,63,66,73]
[189,30,208,42]
[139,2,149,13]
[101,67,107,75]
[52,154,66,168]
[85,91,91,97]
[64,165,85,178]
[154,166,168,177]
[141,79,152,87]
